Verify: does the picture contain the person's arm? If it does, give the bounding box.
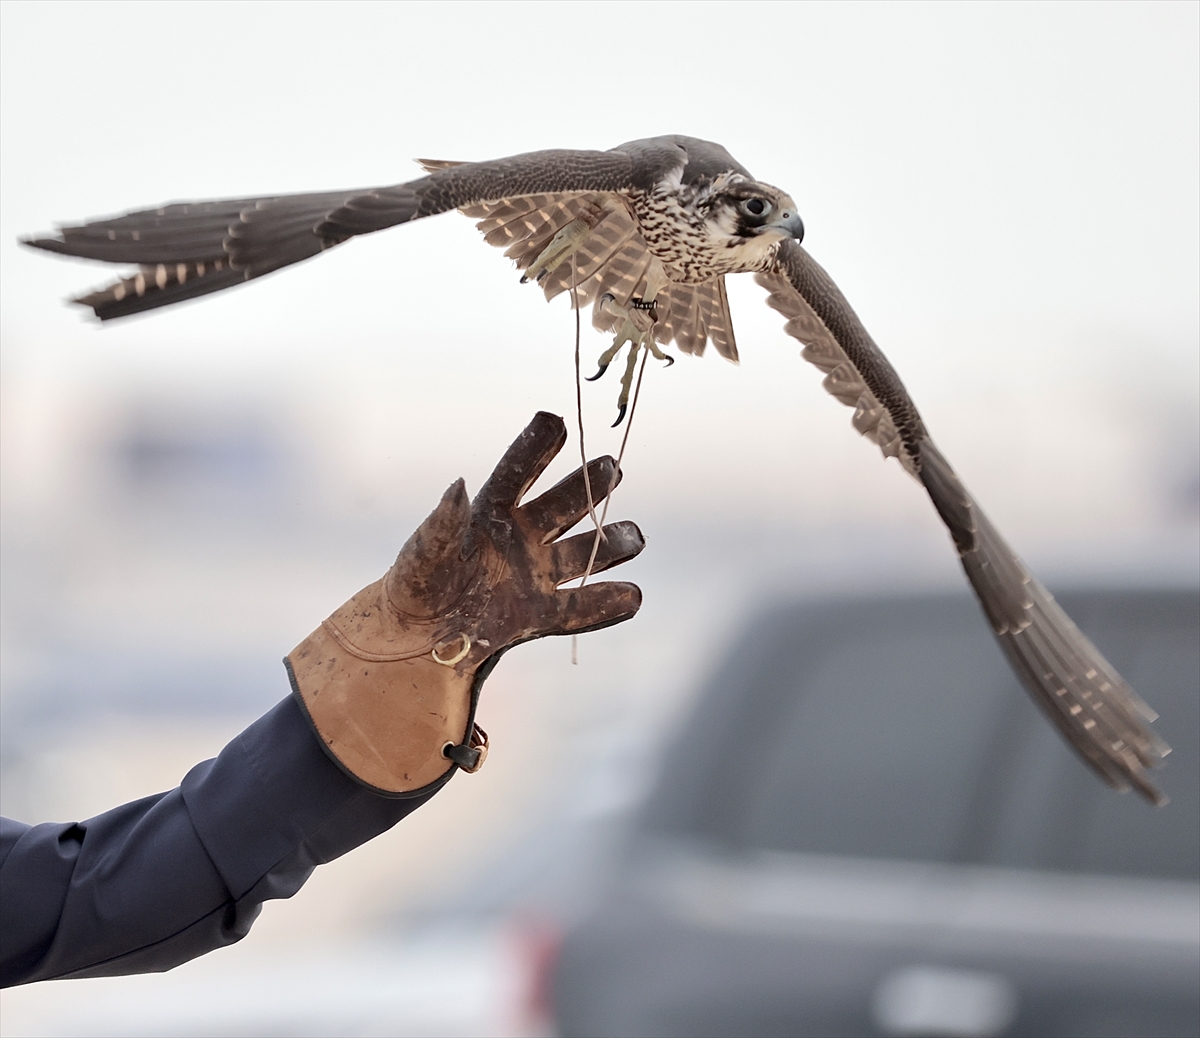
[1,695,432,987]
[0,412,644,988]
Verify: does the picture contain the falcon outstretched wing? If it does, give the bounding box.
[23,147,640,319]
[23,138,739,358]
[758,238,1170,804]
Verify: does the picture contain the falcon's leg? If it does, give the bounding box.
[588,293,673,424]
[521,218,592,285]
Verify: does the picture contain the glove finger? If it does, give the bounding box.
[521,457,620,541]
[549,521,644,586]
[474,411,567,514]
[387,479,473,617]
[552,581,644,634]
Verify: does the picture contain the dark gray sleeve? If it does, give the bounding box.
[0,696,436,987]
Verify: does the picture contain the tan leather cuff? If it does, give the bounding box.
[286,621,484,797]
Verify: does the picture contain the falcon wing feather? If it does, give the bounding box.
[25,198,268,263]
[759,239,1169,804]
[25,136,743,358]
[21,148,649,319]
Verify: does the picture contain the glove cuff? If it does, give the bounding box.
[285,621,485,797]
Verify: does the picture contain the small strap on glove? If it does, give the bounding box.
[442,723,490,774]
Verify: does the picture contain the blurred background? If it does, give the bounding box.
[0,2,1196,1035]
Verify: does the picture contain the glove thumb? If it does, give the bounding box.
[386,478,474,618]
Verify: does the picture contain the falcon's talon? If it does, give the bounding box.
[608,339,643,427]
[588,340,626,386]
[643,339,670,363]
[662,355,675,368]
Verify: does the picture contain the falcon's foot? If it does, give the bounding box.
[521,218,593,285]
[587,293,674,426]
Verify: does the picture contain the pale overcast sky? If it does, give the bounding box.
[1,0,1197,538]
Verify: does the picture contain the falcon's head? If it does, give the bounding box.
[699,173,805,245]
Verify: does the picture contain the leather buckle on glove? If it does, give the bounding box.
[286,411,645,797]
[443,723,489,774]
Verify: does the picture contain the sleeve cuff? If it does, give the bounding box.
[181,695,437,899]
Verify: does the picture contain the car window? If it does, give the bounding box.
[643,591,1198,882]
[977,611,1198,881]
[742,622,1014,863]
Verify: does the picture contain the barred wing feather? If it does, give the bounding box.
[759,240,1169,804]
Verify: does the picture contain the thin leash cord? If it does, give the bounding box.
[572,253,601,536]
[572,252,598,665]
[572,348,649,665]
[581,348,648,582]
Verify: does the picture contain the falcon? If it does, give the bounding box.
[22,134,1170,804]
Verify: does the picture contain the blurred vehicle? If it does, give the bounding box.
[551,589,1199,1038]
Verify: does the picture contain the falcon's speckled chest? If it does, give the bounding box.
[625,184,781,284]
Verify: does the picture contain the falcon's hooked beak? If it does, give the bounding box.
[770,209,805,242]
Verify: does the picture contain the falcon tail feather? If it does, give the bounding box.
[760,241,1169,804]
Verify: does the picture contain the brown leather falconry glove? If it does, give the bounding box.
[285,412,645,797]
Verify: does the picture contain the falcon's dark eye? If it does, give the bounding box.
[742,198,768,217]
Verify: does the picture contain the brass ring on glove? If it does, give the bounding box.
[431,632,471,666]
